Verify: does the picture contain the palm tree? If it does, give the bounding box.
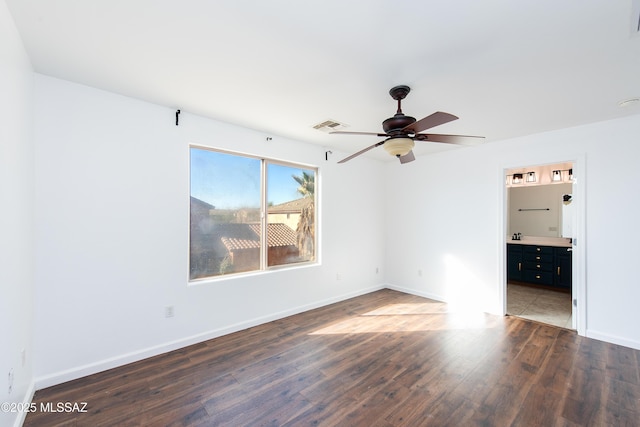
[293,172,315,260]
[292,171,314,198]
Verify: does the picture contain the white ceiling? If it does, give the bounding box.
[6,0,640,162]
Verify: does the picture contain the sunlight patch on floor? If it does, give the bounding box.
[362,302,449,316]
[309,302,498,335]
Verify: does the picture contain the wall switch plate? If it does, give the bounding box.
[165,306,174,318]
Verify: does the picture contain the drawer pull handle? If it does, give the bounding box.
[557,267,561,276]
[536,264,541,269]
[536,256,541,260]
[536,275,541,279]
[536,248,541,252]
[518,262,522,271]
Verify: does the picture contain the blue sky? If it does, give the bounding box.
[190,148,312,208]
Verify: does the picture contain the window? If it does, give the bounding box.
[189,147,317,281]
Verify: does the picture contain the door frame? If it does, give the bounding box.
[500,155,586,335]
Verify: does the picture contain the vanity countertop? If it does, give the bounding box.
[507,236,572,248]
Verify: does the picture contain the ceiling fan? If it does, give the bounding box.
[332,85,484,164]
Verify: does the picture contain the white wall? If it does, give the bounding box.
[0,1,34,426]
[385,114,640,350]
[508,183,573,237]
[32,75,386,386]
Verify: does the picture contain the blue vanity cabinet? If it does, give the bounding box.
[507,243,571,289]
[554,247,572,289]
[507,244,523,282]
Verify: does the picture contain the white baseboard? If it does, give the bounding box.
[384,283,446,303]
[385,283,502,315]
[586,329,640,351]
[34,284,384,390]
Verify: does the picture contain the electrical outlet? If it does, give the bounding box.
[165,306,174,318]
[418,269,423,277]
[336,273,342,281]
[375,267,379,274]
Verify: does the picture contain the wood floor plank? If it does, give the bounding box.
[509,386,564,427]
[24,289,640,426]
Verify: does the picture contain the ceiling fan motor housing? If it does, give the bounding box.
[382,114,416,136]
[384,85,416,136]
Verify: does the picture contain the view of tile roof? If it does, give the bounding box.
[257,223,298,248]
[220,223,297,252]
[220,236,260,251]
[268,197,312,213]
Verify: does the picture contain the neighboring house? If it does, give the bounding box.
[222,223,300,269]
[190,197,300,278]
[190,196,215,226]
[267,197,313,232]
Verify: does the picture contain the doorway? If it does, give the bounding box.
[504,162,575,329]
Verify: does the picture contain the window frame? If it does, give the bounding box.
[188,145,318,283]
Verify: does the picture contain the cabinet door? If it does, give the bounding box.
[507,245,523,281]
[554,247,572,288]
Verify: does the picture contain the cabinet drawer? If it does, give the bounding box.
[507,244,522,254]
[523,270,553,285]
[523,252,553,263]
[524,261,553,272]
[523,245,553,256]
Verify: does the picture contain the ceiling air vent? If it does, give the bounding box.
[312,119,348,133]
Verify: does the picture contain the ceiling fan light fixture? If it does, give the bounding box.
[383,137,415,157]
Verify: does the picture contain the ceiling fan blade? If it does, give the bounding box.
[330,130,388,137]
[404,111,458,134]
[398,151,415,164]
[415,133,485,145]
[337,141,386,163]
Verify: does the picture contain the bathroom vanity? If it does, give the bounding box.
[507,237,572,289]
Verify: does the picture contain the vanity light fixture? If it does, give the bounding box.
[526,171,536,183]
[512,173,524,184]
[568,168,573,181]
[552,170,562,182]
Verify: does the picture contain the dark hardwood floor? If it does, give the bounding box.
[25,289,640,426]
